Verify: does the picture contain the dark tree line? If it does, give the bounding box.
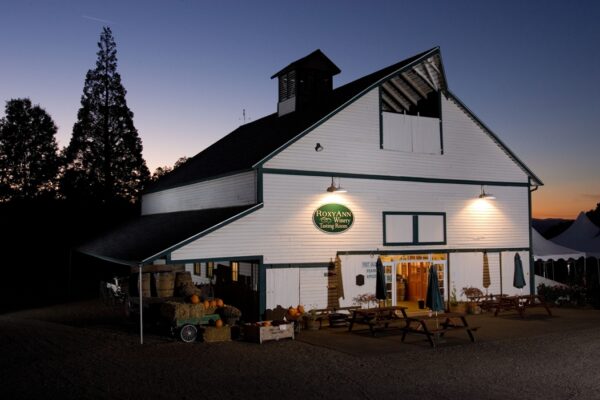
[1,27,150,205]
[0,27,176,312]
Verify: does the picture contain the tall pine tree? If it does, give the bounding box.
[0,98,59,202]
[63,26,149,204]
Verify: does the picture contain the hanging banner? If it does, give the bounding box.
[313,203,354,233]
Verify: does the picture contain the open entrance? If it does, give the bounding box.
[380,254,447,312]
[212,260,260,321]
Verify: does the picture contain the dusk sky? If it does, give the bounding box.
[1,1,598,219]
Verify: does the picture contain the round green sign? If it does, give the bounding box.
[313,203,354,234]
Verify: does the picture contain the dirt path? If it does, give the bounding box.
[1,301,599,399]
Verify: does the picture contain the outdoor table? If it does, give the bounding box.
[493,294,552,317]
[347,306,408,335]
[401,312,479,348]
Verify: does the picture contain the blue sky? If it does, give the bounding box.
[1,0,599,218]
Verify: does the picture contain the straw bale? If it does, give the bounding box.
[188,303,205,319]
[202,326,231,342]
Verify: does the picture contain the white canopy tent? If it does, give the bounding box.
[533,228,585,286]
[532,229,585,261]
[551,212,600,258]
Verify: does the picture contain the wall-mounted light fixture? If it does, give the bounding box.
[478,185,496,200]
[326,177,348,193]
[315,143,324,152]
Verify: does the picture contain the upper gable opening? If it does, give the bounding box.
[271,49,341,116]
[380,53,446,154]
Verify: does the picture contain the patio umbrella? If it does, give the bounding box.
[375,256,386,302]
[425,265,445,313]
[513,253,526,289]
[334,255,345,300]
[482,251,491,291]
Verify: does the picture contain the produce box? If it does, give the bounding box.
[202,326,231,343]
[243,323,295,344]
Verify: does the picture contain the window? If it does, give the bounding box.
[206,261,214,278]
[193,262,202,276]
[278,70,296,101]
[231,262,239,282]
[383,212,446,245]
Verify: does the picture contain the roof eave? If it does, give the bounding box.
[446,90,544,187]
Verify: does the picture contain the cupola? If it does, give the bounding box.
[271,49,341,116]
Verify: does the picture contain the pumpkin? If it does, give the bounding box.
[203,300,210,309]
[297,305,305,314]
[209,299,217,308]
[190,294,200,304]
[263,320,271,327]
[215,319,224,328]
[288,307,298,317]
[216,298,224,307]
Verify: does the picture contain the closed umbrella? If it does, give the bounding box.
[482,251,491,292]
[375,256,386,304]
[334,255,345,300]
[425,265,445,313]
[513,253,526,290]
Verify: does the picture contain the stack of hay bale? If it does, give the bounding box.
[175,271,203,298]
[160,301,207,321]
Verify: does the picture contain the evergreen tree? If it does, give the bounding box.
[63,26,149,204]
[0,98,59,201]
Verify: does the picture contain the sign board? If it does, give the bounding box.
[313,203,354,233]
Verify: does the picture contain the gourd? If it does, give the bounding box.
[190,294,200,304]
[288,307,298,317]
[215,319,224,328]
[216,298,224,307]
[203,300,210,309]
[297,305,305,314]
[209,300,217,308]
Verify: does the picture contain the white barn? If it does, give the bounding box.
[82,48,543,319]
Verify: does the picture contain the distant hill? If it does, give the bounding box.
[532,218,573,239]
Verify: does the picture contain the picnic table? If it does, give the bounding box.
[401,312,479,348]
[347,306,408,335]
[493,294,552,317]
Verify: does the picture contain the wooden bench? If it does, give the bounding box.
[310,306,362,328]
[401,312,479,348]
[493,295,552,317]
[348,306,408,336]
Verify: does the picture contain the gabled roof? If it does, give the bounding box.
[270,49,341,79]
[146,47,541,193]
[78,205,259,265]
[146,48,437,193]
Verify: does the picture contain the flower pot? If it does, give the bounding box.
[468,302,481,315]
[450,303,468,314]
[304,318,320,330]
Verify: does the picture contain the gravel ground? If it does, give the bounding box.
[1,300,599,400]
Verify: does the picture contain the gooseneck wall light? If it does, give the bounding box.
[478,185,496,200]
[326,177,348,193]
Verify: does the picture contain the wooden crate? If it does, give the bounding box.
[202,326,231,343]
[243,323,295,344]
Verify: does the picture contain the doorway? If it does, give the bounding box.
[380,254,446,312]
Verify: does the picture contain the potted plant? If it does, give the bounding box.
[449,286,467,313]
[462,287,483,314]
[303,309,320,330]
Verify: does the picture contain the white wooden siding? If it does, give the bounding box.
[171,173,530,264]
[266,268,299,309]
[264,90,527,183]
[141,171,256,215]
[299,268,328,309]
[450,251,530,298]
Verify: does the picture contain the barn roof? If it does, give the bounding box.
[145,47,541,194]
